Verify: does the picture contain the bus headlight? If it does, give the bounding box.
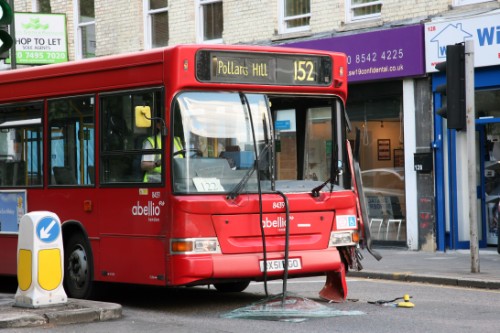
[328,231,356,247]
[171,238,221,254]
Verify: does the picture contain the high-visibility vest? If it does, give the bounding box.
[143,136,183,182]
[143,135,162,182]
[174,136,183,156]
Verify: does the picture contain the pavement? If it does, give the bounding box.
[0,293,121,329]
[1,246,499,328]
[349,247,500,289]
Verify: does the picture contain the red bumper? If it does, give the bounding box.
[167,248,343,285]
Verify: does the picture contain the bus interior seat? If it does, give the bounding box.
[0,161,5,186]
[107,114,129,151]
[53,166,77,185]
[225,145,240,152]
[0,161,26,186]
[87,166,95,184]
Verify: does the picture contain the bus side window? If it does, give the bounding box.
[0,104,43,187]
[48,96,95,186]
[100,89,163,184]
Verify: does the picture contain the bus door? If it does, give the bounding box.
[96,89,167,285]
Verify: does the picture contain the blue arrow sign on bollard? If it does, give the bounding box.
[36,217,61,243]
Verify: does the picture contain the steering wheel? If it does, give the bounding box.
[173,148,203,158]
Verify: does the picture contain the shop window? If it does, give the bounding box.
[279,0,311,34]
[347,82,405,243]
[145,0,169,48]
[48,96,95,186]
[454,0,492,6]
[476,89,500,244]
[197,0,223,43]
[34,0,51,13]
[75,0,95,59]
[346,0,382,22]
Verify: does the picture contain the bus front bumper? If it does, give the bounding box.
[167,248,344,286]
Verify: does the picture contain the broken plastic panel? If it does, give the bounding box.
[221,293,364,322]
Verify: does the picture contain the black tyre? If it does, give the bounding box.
[213,281,250,293]
[64,232,94,299]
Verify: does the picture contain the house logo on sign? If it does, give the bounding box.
[36,216,60,243]
[430,23,473,59]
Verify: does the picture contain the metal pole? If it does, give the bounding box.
[465,40,479,273]
[9,0,15,69]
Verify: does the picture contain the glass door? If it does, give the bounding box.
[479,121,500,245]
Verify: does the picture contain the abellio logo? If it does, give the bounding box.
[262,216,287,229]
[132,201,162,217]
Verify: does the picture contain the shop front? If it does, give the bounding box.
[287,25,427,248]
[426,11,500,250]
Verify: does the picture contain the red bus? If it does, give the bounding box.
[0,44,375,301]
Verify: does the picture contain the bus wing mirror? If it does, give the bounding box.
[135,106,152,128]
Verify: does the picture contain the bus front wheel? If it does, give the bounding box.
[64,233,94,299]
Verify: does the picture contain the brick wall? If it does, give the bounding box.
[382,0,448,22]
[222,0,275,44]
[9,0,500,59]
[169,0,195,45]
[49,1,74,60]
[95,0,143,56]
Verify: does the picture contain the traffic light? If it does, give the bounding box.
[0,0,13,58]
[435,43,466,131]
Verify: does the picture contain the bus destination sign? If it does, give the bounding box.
[196,50,332,86]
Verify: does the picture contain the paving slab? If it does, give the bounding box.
[0,295,121,329]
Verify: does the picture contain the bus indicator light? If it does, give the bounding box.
[171,240,193,253]
[83,199,92,212]
[171,238,221,254]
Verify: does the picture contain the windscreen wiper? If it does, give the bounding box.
[227,162,256,200]
[227,143,271,200]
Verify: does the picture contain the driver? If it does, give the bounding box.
[141,122,183,182]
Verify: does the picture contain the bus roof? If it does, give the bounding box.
[0,44,347,103]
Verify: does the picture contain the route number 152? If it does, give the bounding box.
[294,60,315,82]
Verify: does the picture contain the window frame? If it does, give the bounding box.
[47,94,95,187]
[143,0,169,49]
[99,87,165,186]
[196,0,223,44]
[73,0,96,60]
[278,0,311,35]
[454,0,492,5]
[32,0,51,13]
[0,101,44,188]
[346,0,382,23]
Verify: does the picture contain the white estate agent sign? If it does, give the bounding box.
[424,9,500,72]
[10,13,68,65]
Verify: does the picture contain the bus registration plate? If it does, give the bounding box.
[259,258,302,272]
